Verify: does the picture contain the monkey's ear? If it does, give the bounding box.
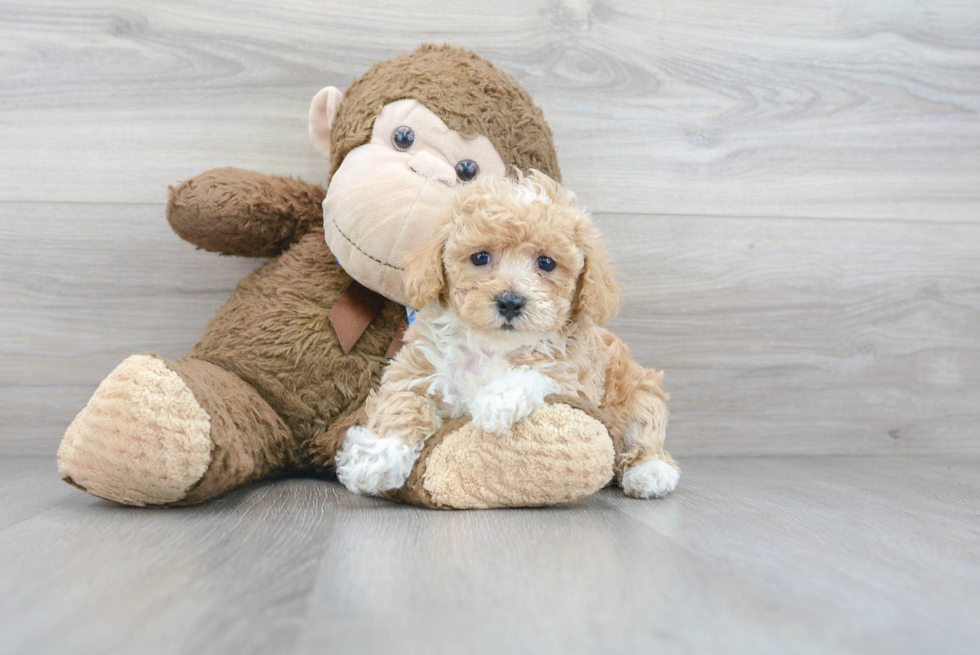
[403,228,447,310]
[309,86,345,158]
[577,231,622,326]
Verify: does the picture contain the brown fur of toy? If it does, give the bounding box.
[168,167,326,257]
[330,44,560,183]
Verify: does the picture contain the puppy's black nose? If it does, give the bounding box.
[496,292,525,320]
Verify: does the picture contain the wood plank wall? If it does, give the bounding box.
[2,0,978,456]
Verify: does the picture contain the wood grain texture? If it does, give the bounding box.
[0,0,978,219]
[1,455,978,655]
[601,213,980,456]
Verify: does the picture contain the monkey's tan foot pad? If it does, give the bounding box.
[58,355,213,507]
[387,402,615,509]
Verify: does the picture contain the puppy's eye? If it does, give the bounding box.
[392,126,415,151]
[470,251,491,266]
[456,160,479,182]
[536,256,556,272]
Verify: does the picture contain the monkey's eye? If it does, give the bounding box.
[536,256,556,272]
[392,126,415,151]
[470,251,491,267]
[456,160,479,182]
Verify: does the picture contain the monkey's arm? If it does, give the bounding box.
[167,168,325,257]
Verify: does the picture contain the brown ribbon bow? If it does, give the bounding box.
[327,280,406,358]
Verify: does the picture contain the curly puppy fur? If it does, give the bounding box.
[336,172,679,498]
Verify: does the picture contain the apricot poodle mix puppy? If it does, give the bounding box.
[336,171,679,500]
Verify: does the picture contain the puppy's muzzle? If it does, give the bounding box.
[495,291,526,322]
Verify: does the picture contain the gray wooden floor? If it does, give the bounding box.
[1,455,978,655]
[2,2,980,653]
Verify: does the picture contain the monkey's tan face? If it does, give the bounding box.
[322,99,506,306]
[441,190,587,342]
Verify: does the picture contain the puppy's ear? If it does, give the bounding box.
[577,229,622,325]
[403,227,446,309]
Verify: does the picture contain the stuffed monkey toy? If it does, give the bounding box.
[57,45,616,509]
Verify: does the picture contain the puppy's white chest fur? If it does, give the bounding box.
[428,342,500,412]
[412,309,563,433]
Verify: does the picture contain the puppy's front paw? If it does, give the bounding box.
[469,368,560,435]
[622,459,680,499]
[335,426,422,496]
[470,388,528,435]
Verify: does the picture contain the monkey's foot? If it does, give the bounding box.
[58,355,213,506]
[384,399,615,509]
